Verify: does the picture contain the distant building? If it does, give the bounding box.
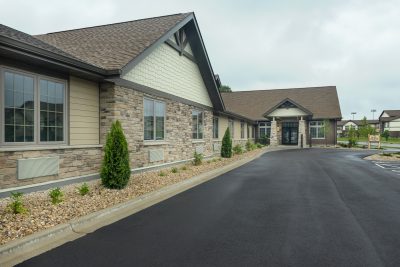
[379,110,400,137]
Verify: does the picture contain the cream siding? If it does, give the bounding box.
[218,116,229,141]
[69,76,99,145]
[123,43,212,107]
[387,118,400,131]
[268,107,308,117]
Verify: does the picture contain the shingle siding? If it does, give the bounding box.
[123,43,212,107]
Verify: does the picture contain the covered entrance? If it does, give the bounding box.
[282,122,298,145]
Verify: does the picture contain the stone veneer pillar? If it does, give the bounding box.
[270,119,279,146]
[298,118,307,147]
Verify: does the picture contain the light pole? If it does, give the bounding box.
[371,109,376,120]
[351,112,357,120]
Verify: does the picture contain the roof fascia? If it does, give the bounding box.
[0,35,117,77]
[263,98,313,117]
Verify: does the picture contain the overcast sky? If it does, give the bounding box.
[1,0,399,120]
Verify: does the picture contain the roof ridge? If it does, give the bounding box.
[34,12,192,36]
[223,86,336,94]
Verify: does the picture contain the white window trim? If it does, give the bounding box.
[0,66,68,147]
[192,109,204,140]
[143,97,166,142]
[240,121,245,139]
[258,122,271,138]
[309,121,325,139]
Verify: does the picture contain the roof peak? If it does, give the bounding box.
[223,86,336,94]
[35,12,192,36]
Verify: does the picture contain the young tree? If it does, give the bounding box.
[358,116,375,138]
[221,127,233,158]
[381,130,390,141]
[348,127,357,148]
[101,120,131,189]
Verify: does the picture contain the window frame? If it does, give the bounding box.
[228,119,234,139]
[192,109,204,140]
[309,121,325,139]
[258,121,271,138]
[0,67,68,147]
[143,97,166,141]
[212,117,219,139]
[240,121,245,139]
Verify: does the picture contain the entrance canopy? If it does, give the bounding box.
[263,98,313,120]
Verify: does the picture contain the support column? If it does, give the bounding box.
[298,117,307,148]
[270,117,279,146]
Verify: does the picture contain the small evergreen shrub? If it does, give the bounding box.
[246,140,257,151]
[193,152,203,166]
[7,192,27,214]
[78,183,90,196]
[101,120,131,189]
[171,167,178,173]
[221,128,232,158]
[256,143,263,148]
[49,187,63,204]
[181,166,188,171]
[159,171,166,177]
[381,130,390,141]
[233,144,244,155]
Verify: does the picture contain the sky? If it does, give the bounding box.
[1,0,399,120]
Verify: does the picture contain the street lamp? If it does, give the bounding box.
[371,109,376,120]
[351,112,357,120]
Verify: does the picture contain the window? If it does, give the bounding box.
[309,121,325,139]
[2,69,66,145]
[213,117,219,139]
[144,98,165,141]
[228,119,234,138]
[259,122,271,138]
[252,126,255,138]
[247,125,250,139]
[39,79,65,142]
[240,121,245,139]
[192,110,203,139]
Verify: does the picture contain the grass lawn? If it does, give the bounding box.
[338,137,400,144]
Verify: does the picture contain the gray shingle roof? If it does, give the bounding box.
[0,24,82,61]
[221,86,342,120]
[34,13,191,70]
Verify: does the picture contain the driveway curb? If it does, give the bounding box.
[0,146,293,266]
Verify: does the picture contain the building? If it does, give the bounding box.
[221,87,342,146]
[0,13,341,190]
[379,110,400,137]
[337,119,380,137]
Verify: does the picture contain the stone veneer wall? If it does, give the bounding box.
[100,84,214,168]
[0,147,102,189]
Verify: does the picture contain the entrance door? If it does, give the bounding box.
[282,122,298,145]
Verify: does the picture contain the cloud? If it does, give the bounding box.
[1,0,399,119]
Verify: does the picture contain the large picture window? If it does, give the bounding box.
[192,110,203,139]
[213,117,218,139]
[2,69,66,145]
[310,121,325,139]
[144,98,165,141]
[240,121,245,139]
[259,122,271,138]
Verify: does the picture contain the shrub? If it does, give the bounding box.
[101,120,131,189]
[159,171,166,176]
[221,128,232,158]
[181,166,188,171]
[171,167,178,173]
[78,183,90,196]
[348,128,357,148]
[49,187,63,204]
[193,152,203,166]
[245,140,255,151]
[256,143,263,148]
[338,143,348,148]
[7,192,27,214]
[381,130,390,141]
[233,144,243,155]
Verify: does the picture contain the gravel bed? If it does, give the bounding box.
[0,149,264,246]
[364,153,400,161]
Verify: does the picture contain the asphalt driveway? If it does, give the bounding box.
[19,149,400,267]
